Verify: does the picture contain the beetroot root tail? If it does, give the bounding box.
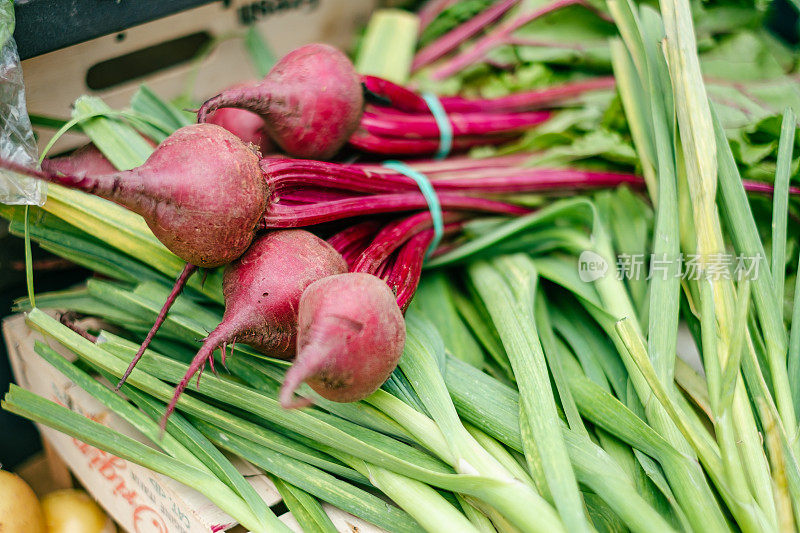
[116,263,198,390]
[197,93,230,123]
[279,356,323,409]
[158,323,235,430]
[159,342,215,431]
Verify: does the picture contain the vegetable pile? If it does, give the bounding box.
[2,0,800,531]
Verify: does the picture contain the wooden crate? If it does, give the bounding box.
[22,0,375,154]
[3,313,384,533]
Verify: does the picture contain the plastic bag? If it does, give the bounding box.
[0,2,44,206]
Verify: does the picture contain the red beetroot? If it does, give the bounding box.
[280,273,405,408]
[0,124,268,387]
[2,124,266,267]
[161,230,348,426]
[197,44,364,160]
[205,106,274,154]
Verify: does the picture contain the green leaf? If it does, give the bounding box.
[469,256,590,533]
[244,26,275,78]
[197,421,422,533]
[271,477,338,533]
[64,97,158,169]
[130,85,192,134]
[399,311,562,532]
[771,108,795,304]
[410,273,485,368]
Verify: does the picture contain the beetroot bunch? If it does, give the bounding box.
[14,41,792,429]
[6,122,795,429]
[0,114,641,428]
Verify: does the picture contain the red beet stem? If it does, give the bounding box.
[436,77,616,113]
[386,230,435,311]
[352,211,462,274]
[265,157,642,196]
[346,211,464,310]
[60,314,99,343]
[412,0,521,71]
[418,0,459,33]
[431,0,606,80]
[360,109,551,138]
[266,155,800,198]
[361,76,427,113]
[348,130,516,155]
[328,221,383,268]
[362,75,613,114]
[261,192,529,228]
[743,180,800,196]
[278,190,356,205]
[327,221,383,255]
[428,167,643,192]
[117,263,198,389]
[355,153,534,174]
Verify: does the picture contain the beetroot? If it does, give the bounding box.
[0,123,268,387]
[280,273,405,408]
[3,124,266,267]
[160,230,347,426]
[205,104,274,154]
[197,44,364,160]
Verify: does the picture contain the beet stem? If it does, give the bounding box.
[262,192,528,228]
[116,263,198,390]
[431,0,593,81]
[418,0,458,33]
[412,0,521,71]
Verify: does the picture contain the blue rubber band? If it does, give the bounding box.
[382,160,443,259]
[421,92,453,160]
